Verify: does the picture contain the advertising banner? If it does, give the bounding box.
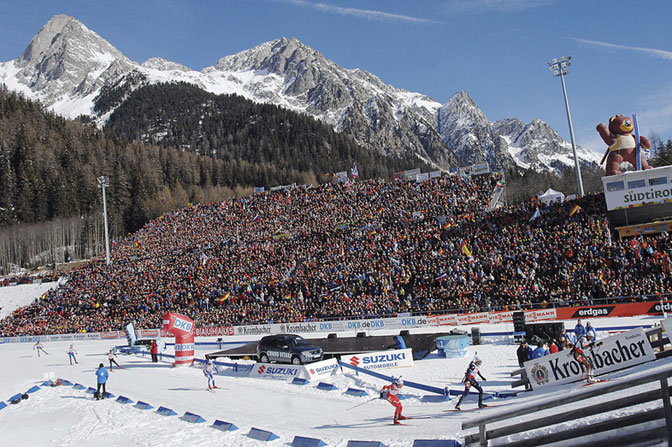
[525,328,656,389]
[195,326,234,337]
[456,312,489,325]
[249,362,304,380]
[138,329,160,337]
[341,348,414,371]
[235,324,274,336]
[301,358,339,380]
[101,331,121,340]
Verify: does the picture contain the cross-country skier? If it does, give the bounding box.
[380,378,406,425]
[33,341,48,357]
[108,349,122,370]
[455,356,487,410]
[203,359,219,390]
[566,337,602,383]
[67,343,78,365]
[95,363,109,399]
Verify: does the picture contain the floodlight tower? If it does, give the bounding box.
[548,56,584,196]
[97,176,111,265]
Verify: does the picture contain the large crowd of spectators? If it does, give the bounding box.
[2,172,672,336]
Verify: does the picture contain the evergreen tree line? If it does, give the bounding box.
[0,85,422,273]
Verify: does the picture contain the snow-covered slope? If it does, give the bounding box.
[0,15,602,173]
[0,315,667,446]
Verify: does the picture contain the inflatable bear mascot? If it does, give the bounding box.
[597,115,651,176]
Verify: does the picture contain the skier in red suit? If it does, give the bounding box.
[380,378,406,425]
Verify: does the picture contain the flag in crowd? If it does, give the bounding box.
[218,292,230,302]
[569,204,582,216]
[251,214,260,223]
[460,240,472,257]
[529,208,540,221]
[351,162,359,178]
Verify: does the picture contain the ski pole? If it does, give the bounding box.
[346,396,379,411]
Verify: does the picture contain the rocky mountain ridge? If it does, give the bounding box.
[0,15,602,172]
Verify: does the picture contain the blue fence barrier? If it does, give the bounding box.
[339,361,446,395]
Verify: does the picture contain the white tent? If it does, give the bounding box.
[538,188,565,204]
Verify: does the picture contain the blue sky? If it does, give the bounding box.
[1,0,671,151]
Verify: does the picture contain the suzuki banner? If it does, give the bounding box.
[525,328,656,389]
[249,363,304,380]
[341,348,414,371]
[301,358,339,380]
[248,359,339,381]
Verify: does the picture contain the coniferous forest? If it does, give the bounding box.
[0,84,424,273]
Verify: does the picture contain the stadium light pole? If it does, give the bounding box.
[548,56,584,197]
[98,176,111,265]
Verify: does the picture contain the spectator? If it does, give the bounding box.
[549,340,558,354]
[585,321,597,340]
[560,328,575,345]
[516,341,533,367]
[532,342,549,359]
[150,339,159,363]
[574,319,586,340]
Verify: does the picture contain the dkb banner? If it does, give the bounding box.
[162,313,195,367]
[525,327,655,389]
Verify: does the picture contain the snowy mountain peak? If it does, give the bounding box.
[5,14,133,116]
[141,57,191,72]
[208,36,321,75]
[0,15,602,174]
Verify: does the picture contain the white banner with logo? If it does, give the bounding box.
[301,358,339,380]
[341,348,414,371]
[525,328,655,389]
[249,359,339,381]
[249,363,304,381]
[427,308,558,327]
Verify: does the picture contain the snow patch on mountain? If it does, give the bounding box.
[0,14,603,174]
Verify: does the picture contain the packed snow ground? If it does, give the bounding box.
[1,284,670,446]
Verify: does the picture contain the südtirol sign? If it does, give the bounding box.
[525,327,655,389]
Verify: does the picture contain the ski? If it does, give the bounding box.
[445,404,498,412]
[392,422,411,426]
[583,379,611,387]
[404,416,432,419]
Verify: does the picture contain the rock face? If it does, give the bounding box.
[0,15,601,172]
[10,15,134,108]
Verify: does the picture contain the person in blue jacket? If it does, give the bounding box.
[574,319,586,340]
[560,328,576,346]
[95,363,109,400]
[585,321,597,340]
[531,343,549,359]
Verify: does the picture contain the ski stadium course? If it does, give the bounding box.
[0,310,669,446]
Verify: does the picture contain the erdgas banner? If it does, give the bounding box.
[341,348,414,371]
[525,328,655,389]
